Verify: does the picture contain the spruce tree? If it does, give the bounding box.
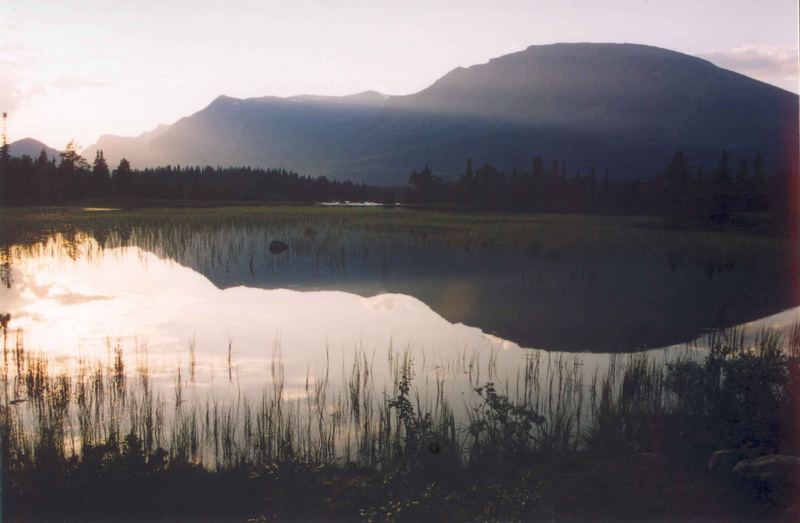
[92,150,111,197]
[711,150,732,226]
[665,151,690,218]
[35,149,50,167]
[92,150,110,178]
[114,158,133,199]
[0,112,9,162]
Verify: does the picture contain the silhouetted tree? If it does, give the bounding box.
[710,150,733,227]
[91,151,111,197]
[113,158,133,199]
[0,112,9,162]
[664,151,691,220]
[57,140,89,198]
[0,142,792,231]
[734,157,752,212]
[408,165,443,204]
[59,140,88,171]
[752,151,767,211]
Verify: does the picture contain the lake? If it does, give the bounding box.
[1,206,797,398]
[1,204,799,478]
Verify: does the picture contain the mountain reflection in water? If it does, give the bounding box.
[1,234,797,399]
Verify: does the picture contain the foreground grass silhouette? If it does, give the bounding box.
[1,324,798,521]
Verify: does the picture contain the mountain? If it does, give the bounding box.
[84,43,799,184]
[8,138,59,161]
[83,124,170,166]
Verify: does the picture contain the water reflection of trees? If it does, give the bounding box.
[2,213,796,351]
[1,247,11,288]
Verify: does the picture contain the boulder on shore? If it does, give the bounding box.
[269,240,288,254]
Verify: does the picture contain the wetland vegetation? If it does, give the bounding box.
[0,205,798,520]
[2,205,796,350]
[1,323,799,521]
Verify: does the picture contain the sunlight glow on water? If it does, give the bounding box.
[1,238,524,393]
[2,235,797,401]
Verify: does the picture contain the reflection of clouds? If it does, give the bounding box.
[483,333,519,351]
[54,293,112,305]
[1,239,515,391]
[19,278,49,300]
[3,236,798,402]
[15,273,111,305]
[5,310,44,322]
[366,294,401,311]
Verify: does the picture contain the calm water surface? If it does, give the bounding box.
[1,209,797,399]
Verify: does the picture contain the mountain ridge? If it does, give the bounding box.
[82,42,799,184]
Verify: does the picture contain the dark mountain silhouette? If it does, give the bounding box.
[9,138,59,161]
[83,43,799,184]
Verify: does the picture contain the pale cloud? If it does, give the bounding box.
[1,71,109,112]
[0,74,21,111]
[0,44,26,111]
[0,68,23,111]
[700,45,799,93]
[0,42,110,146]
[0,42,108,111]
[22,76,110,101]
[48,76,109,90]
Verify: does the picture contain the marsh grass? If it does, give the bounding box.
[1,321,799,520]
[1,205,791,270]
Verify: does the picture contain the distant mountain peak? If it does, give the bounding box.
[8,138,59,160]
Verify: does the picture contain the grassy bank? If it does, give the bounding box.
[1,203,791,249]
[1,325,799,521]
[2,205,794,290]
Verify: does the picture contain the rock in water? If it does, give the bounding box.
[733,454,800,503]
[734,454,800,483]
[269,240,288,254]
[709,450,743,475]
[708,447,772,475]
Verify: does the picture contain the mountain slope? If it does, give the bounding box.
[83,124,170,167]
[85,43,799,184]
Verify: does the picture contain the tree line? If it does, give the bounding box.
[407,151,797,228]
[0,141,392,205]
[1,141,796,229]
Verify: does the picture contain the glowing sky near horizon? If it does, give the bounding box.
[1,0,798,149]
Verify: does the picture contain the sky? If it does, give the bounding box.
[1,0,798,149]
